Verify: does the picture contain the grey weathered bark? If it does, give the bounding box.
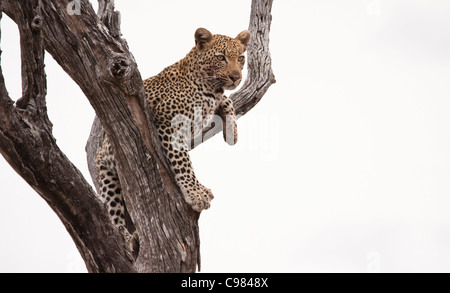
[0,0,136,273]
[0,0,275,273]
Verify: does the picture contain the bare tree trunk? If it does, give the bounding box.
[0,0,275,273]
[0,0,136,273]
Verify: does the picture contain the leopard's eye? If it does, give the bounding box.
[216,55,226,61]
[238,56,245,62]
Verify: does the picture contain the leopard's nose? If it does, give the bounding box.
[229,71,241,82]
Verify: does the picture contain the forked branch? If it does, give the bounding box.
[1,0,275,273]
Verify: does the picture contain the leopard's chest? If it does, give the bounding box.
[194,91,223,129]
[200,92,222,116]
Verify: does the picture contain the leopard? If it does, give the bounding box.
[95,28,250,238]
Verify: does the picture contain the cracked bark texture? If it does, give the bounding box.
[0,0,275,273]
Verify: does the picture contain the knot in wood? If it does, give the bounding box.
[31,16,43,31]
[109,57,131,79]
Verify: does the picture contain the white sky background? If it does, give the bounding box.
[1,0,450,273]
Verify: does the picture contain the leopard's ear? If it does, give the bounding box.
[235,30,251,51]
[195,28,214,51]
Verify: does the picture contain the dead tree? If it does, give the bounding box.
[0,0,275,272]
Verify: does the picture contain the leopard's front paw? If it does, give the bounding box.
[224,120,238,146]
[181,183,214,212]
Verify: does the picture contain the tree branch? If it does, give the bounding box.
[84,0,276,272]
[0,0,136,272]
[5,0,199,272]
[232,0,276,116]
[1,0,275,273]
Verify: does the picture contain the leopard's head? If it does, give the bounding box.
[194,28,251,90]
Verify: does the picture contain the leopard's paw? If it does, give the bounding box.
[224,120,238,146]
[181,183,214,212]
